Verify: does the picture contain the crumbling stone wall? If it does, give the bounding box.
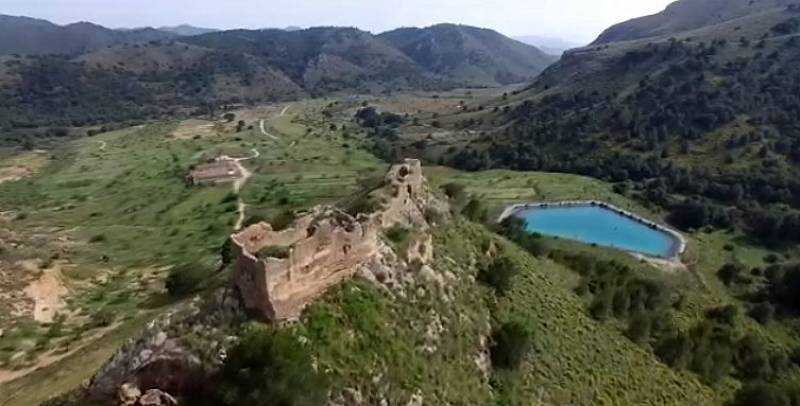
[231,159,444,322]
[232,207,378,321]
[377,159,443,229]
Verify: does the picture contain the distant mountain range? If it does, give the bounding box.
[379,24,556,86]
[157,24,218,36]
[0,16,555,131]
[0,14,175,55]
[514,35,582,55]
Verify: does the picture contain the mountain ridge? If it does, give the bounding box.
[0,14,176,55]
[379,24,555,86]
[592,0,798,44]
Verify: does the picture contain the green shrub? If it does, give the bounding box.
[478,255,519,296]
[626,312,652,344]
[749,302,775,325]
[243,214,266,227]
[88,234,106,243]
[270,209,296,231]
[442,182,466,200]
[731,382,791,406]
[221,192,238,204]
[385,225,410,244]
[343,194,381,216]
[496,216,548,257]
[218,328,329,406]
[424,207,444,225]
[259,246,290,259]
[89,308,115,328]
[165,262,216,297]
[717,263,743,286]
[490,322,532,370]
[462,198,487,223]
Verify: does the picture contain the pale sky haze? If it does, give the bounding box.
[2,0,676,44]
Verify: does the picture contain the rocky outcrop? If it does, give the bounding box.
[119,384,178,406]
[376,159,448,230]
[231,159,448,322]
[85,290,244,403]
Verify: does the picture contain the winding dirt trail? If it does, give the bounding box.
[258,104,292,141]
[259,120,279,141]
[219,148,259,230]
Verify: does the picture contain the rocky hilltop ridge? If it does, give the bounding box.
[73,159,449,405]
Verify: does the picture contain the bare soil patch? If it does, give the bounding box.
[0,152,48,185]
[168,119,220,140]
[23,265,68,323]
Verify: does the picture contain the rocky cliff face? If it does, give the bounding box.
[84,290,244,403]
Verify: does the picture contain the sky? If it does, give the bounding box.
[1,0,676,44]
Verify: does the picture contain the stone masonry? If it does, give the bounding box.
[231,159,440,321]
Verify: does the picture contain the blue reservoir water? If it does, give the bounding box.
[515,205,678,258]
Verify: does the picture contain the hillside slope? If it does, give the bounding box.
[434,4,800,248]
[0,42,306,130]
[0,15,175,56]
[380,24,555,86]
[592,0,797,44]
[182,27,438,93]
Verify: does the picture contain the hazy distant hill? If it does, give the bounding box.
[0,14,175,55]
[0,20,553,131]
[514,35,581,55]
[379,24,555,86]
[592,0,797,44]
[157,24,218,36]
[183,27,437,93]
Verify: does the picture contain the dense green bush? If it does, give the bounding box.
[731,382,792,406]
[165,262,216,297]
[385,225,411,244]
[495,216,548,257]
[749,302,775,325]
[269,209,296,231]
[442,182,466,201]
[218,328,329,406]
[462,198,488,223]
[258,246,290,259]
[478,255,519,296]
[490,322,532,370]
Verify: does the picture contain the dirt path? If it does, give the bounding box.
[218,149,258,230]
[234,200,247,230]
[259,120,280,141]
[258,103,292,140]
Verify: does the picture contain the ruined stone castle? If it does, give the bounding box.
[231,159,442,321]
